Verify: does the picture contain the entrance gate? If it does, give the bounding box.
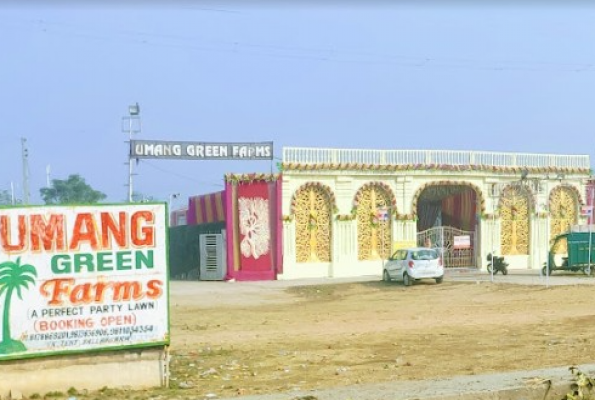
[417,227,477,269]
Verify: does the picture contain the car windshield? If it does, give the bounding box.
[411,249,438,260]
[390,250,408,260]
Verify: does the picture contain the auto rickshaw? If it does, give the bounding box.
[542,231,595,276]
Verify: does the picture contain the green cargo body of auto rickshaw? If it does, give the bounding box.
[542,231,595,276]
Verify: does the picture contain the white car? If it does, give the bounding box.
[383,247,444,286]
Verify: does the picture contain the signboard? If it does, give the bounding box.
[376,207,389,222]
[130,140,273,160]
[0,203,169,360]
[581,205,593,217]
[453,235,471,249]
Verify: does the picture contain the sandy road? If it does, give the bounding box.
[164,269,595,400]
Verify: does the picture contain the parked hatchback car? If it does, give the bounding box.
[383,247,444,286]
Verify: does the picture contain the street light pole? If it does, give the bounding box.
[123,103,141,203]
[127,115,134,203]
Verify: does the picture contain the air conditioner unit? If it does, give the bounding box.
[199,232,227,281]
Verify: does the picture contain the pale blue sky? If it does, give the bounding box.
[1,3,594,207]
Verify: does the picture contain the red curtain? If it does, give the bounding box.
[441,190,477,231]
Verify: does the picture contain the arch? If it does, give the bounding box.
[497,183,538,213]
[411,180,486,219]
[353,182,395,260]
[548,183,584,208]
[290,182,337,215]
[291,182,334,263]
[353,181,397,213]
[498,184,534,256]
[411,181,482,268]
[548,185,580,250]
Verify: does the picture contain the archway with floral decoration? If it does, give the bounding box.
[290,182,336,263]
[411,181,485,232]
[548,184,581,253]
[498,184,535,256]
[353,182,396,261]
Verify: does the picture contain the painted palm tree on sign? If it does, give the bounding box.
[0,257,37,354]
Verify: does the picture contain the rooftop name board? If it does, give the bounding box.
[130,140,273,160]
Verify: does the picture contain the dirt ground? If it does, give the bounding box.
[50,274,595,399]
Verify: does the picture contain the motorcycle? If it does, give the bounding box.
[487,253,509,275]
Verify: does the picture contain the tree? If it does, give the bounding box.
[132,191,157,203]
[0,190,11,206]
[0,257,37,354]
[40,174,107,205]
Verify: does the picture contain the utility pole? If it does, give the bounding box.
[46,164,51,187]
[21,137,30,204]
[10,181,15,205]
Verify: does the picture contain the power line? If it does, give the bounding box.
[140,160,224,188]
[2,18,594,73]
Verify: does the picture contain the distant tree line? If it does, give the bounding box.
[1,174,161,205]
[39,174,107,204]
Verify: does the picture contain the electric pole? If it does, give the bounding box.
[10,181,15,205]
[46,164,51,187]
[21,137,30,204]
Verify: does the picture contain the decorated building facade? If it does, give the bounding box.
[171,147,592,281]
[278,147,592,280]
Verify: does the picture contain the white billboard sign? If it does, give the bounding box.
[0,204,169,360]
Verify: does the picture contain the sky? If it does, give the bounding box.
[1,2,595,209]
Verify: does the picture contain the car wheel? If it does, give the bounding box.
[435,276,443,284]
[383,270,391,282]
[403,273,412,286]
